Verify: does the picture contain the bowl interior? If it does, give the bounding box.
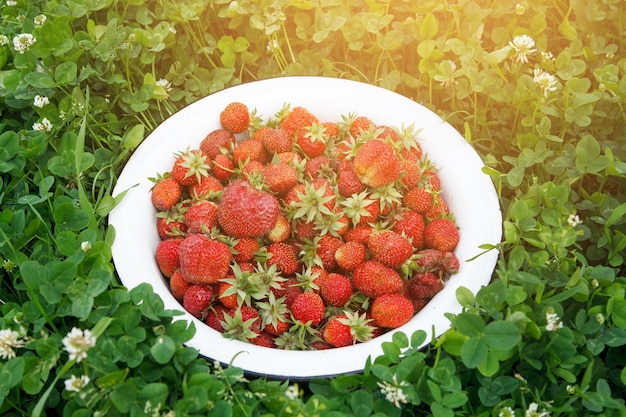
[109,76,502,379]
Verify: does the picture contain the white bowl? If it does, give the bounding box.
[109,76,502,380]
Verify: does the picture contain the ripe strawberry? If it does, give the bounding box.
[316,234,344,271]
[232,139,268,166]
[252,126,272,142]
[178,234,232,285]
[334,241,366,271]
[353,139,401,188]
[155,238,183,277]
[290,292,325,326]
[220,101,250,134]
[276,151,302,165]
[425,194,450,219]
[323,312,375,347]
[367,230,414,269]
[376,125,402,142]
[171,149,210,186]
[267,242,300,276]
[217,180,280,238]
[156,215,187,240]
[393,210,425,249]
[217,280,239,309]
[403,186,434,214]
[183,200,219,234]
[272,276,302,307]
[406,272,444,300]
[423,169,441,191]
[318,272,353,307]
[399,159,421,189]
[424,218,459,252]
[151,177,182,211]
[188,174,224,199]
[263,162,298,196]
[347,115,373,138]
[352,260,403,298]
[280,106,319,137]
[252,331,277,348]
[296,122,327,158]
[212,153,235,182]
[232,237,260,263]
[240,160,266,178]
[371,293,414,329]
[223,305,262,341]
[304,155,331,180]
[337,164,366,197]
[169,269,189,301]
[263,313,292,337]
[262,127,293,154]
[292,219,317,243]
[205,304,229,333]
[343,224,374,244]
[183,284,214,319]
[311,340,334,350]
[200,128,236,159]
[322,121,340,140]
[415,249,460,277]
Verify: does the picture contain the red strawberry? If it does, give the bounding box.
[232,139,268,166]
[367,230,413,269]
[425,194,450,219]
[217,280,239,309]
[183,284,214,319]
[217,180,280,238]
[220,102,250,134]
[232,237,260,263]
[241,160,266,178]
[155,238,183,277]
[183,200,219,234]
[424,218,459,252]
[151,177,182,211]
[212,153,235,182]
[334,241,366,271]
[376,125,402,142]
[349,115,374,138]
[262,128,293,154]
[178,234,232,285]
[316,234,344,271]
[322,315,354,348]
[343,224,374,244]
[399,159,421,189]
[318,272,353,307]
[393,210,425,249]
[205,304,229,332]
[337,164,366,198]
[415,249,460,277]
[423,169,441,191]
[157,216,187,240]
[188,174,224,199]
[406,272,444,300]
[296,122,327,158]
[280,106,319,137]
[169,270,190,301]
[353,139,401,187]
[252,331,277,348]
[267,242,300,276]
[292,219,317,243]
[276,151,302,165]
[403,186,434,214]
[304,155,331,180]
[273,276,302,307]
[352,260,403,298]
[290,292,325,326]
[171,149,210,186]
[263,162,298,196]
[200,128,236,159]
[223,305,262,341]
[370,293,414,329]
[252,126,272,142]
[263,314,291,336]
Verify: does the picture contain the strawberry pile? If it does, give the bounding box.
[151,101,460,350]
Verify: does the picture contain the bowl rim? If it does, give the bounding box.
[109,75,502,379]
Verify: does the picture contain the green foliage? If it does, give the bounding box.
[0,0,624,416]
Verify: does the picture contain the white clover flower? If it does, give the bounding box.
[266,39,279,52]
[515,2,527,15]
[525,402,551,417]
[13,33,37,53]
[596,313,605,324]
[34,14,47,26]
[6,0,17,6]
[591,279,599,289]
[566,384,576,395]
[62,328,97,363]
[284,384,300,401]
[33,95,49,108]
[541,51,555,61]
[377,375,410,408]
[0,329,25,360]
[0,35,9,46]
[156,78,172,91]
[32,117,52,132]
[81,241,93,253]
[509,34,536,63]
[567,213,582,228]
[499,406,515,417]
[533,68,558,99]
[64,374,90,392]
[545,312,563,332]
